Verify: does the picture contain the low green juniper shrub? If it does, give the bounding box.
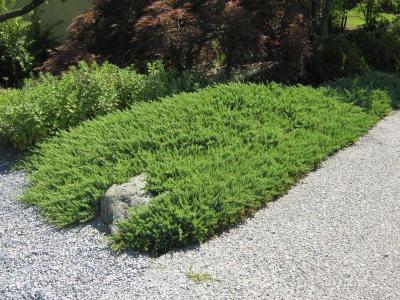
[22,72,397,255]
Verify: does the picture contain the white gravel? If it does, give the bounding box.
[1,111,400,300]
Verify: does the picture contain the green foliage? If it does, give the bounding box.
[380,0,400,13]
[389,16,400,34]
[355,0,399,29]
[313,31,400,82]
[144,60,209,99]
[0,61,209,150]
[0,1,58,87]
[313,35,369,82]
[325,71,400,108]
[331,2,396,31]
[347,30,400,73]
[0,0,34,87]
[358,0,385,29]
[22,72,397,255]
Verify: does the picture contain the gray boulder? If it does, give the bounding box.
[100,174,151,234]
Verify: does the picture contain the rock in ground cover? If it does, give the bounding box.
[100,174,151,234]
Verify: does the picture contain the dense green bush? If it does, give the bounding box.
[23,72,397,255]
[312,35,369,82]
[143,60,208,100]
[389,16,400,34]
[347,30,400,73]
[313,30,400,82]
[0,0,34,87]
[0,61,209,150]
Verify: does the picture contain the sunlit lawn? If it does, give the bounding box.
[346,9,397,30]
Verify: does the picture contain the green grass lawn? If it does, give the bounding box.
[346,9,397,30]
[22,73,398,255]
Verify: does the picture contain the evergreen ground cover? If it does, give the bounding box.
[22,72,398,255]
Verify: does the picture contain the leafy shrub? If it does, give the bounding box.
[312,31,400,83]
[312,35,369,82]
[23,73,396,255]
[0,62,209,150]
[144,61,209,99]
[389,16,400,34]
[0,0,34,87]
[347,30,400,74]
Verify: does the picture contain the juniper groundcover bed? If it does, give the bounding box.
[22,77,397,255]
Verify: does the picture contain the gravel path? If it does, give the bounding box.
[1,111,400,300]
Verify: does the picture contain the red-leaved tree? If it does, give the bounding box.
[42,0,312,83]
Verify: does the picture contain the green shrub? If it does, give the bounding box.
[0,0,34,87]
[313,35,369,82]
[347,30,400,74]
[312,31,400,83]
[0,61,209,150]
[144,60,209,99]
[22,73,396,255]
[389,16,400,34]
[0,62,145,148]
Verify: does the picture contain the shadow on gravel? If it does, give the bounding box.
[0,146,18,174]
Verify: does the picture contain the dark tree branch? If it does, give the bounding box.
[0,0,46,23]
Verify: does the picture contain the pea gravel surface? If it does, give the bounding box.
[1,111,400,300]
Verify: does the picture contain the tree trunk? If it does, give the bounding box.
[320,0,334,37]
